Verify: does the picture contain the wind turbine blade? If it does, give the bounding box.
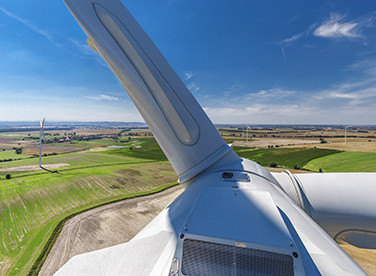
[63,0,239,182]
[42,117,46,129]
[86,37,100,54]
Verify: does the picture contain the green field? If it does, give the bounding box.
[0,137,176,275]
[1,134,373,275]
[304,151,376,172]
[0,150,30,161]
[104,138,167,161]
[234,147,341,169]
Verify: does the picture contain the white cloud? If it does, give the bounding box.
[187,82,200,93]
[313,13,360,38]
[279,25,316,46]
[0,6,54,42]
[67,37,94,56]
[67,37,110,69]
[197,58,376,124]
[280,12,374,46]
[203,104,314,124]
[255,88,295,98]
[0,6,109,68]
[0,77,140,122]
[322,87,376,101]
[280,33,305,46]
[184,71,193,80]
[86,94,119,101]
[223,84,244,95]
[314,59,376,104]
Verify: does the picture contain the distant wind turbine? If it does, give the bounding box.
[246,125,251,142]
[345,125,352,144]
[39,117,46,168]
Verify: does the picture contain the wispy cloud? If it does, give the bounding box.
[279,25,315,46]
[280,32,305,46]
[0,6,54,42]
[187,82,200,93]
[67,37,94,56]
[198,58,376,124]
[223,84,244,95]
[86,94,119,101]
[66,37,110,69]
[313,13,360,38]
[0,6,109,68]
[184,71,193,80]
[280,12,375,46]
[314,58,376,104]
[255,88,295,98]
[345,57,376,76]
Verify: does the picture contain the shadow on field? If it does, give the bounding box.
[40,166,60,174]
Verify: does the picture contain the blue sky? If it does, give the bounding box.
[1,0,376,124]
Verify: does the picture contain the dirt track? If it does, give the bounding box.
[39,185,184,276]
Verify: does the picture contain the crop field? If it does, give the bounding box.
[304,151,376,172]
[0,137,177,275]
[0,150,30,161]
[283,138,376,153]
[1,126,375,275]
[104,138,167,161]
[235,147,341,169]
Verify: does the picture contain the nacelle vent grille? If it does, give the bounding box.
[181,239,294,276]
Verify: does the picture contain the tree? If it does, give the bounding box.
[6,174,11,179]
[15,148,23,155]
[269,161,277,168]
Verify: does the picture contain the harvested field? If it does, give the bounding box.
[283,138,376,153]
[39,185,183,275]
[22,145,86,155]
[233,138,320,148]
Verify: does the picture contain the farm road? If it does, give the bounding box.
[39,185,183,276]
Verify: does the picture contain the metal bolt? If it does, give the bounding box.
[180,234,184,239]
[293,252,299,258]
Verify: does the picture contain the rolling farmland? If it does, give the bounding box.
[304,151,376,172]
[0,137,176,275]
[0,125,375,275]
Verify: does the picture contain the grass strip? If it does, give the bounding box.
[27,181,179,275]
